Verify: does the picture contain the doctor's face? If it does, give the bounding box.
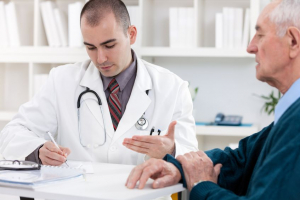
[81,12,137,77]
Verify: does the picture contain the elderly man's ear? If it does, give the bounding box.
[287,27,300,58]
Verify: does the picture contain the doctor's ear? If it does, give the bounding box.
[128,25,137,45]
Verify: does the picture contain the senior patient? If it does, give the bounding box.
[126,0,300,199]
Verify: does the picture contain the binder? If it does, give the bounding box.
[0,160,40,170]
[0,165,84,189]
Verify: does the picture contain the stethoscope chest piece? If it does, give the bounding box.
[135,116,149,130]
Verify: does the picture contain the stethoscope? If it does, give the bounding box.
[77,87,149,147]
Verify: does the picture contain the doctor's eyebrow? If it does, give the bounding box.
[83,39,117,47]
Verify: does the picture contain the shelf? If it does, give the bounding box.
[0,47,89,63]
[0,112,16,121]
[196,124,259,137]
[140,47,254,58]
[0,47,254,64]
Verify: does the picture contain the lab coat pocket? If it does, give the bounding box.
[78,98,106,147]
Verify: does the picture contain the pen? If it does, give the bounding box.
[158,129,161,135]
[150,126,155,136]
[46,131,69,167]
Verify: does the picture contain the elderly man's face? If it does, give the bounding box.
[247,2,290,84]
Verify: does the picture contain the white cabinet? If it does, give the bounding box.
[0,0,272,150]
[196,124,259,150]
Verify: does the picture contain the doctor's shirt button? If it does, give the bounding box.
[87,144,92,149]
[110,146,117,151]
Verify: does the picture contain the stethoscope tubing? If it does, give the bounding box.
[77,87,149,148]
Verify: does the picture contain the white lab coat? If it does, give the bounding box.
[0,58,198,165]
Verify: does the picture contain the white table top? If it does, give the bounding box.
[0,162,185,200]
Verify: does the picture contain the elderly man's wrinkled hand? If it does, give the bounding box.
[177,151,222,191]
[126,158,181,189]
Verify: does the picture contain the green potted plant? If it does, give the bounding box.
[258,90,282,115]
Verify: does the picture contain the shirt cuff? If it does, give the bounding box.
[163,154,187,188]
[25,144,44,164]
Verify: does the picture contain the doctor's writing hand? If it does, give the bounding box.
[39,141,71,166]
[126,158,181,189]
[177,151,222,191]
[123,121,177,159]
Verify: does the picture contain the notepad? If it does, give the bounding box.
[63,160,94,174]
[0,165,84,189]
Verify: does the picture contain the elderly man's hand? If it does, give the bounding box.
[126,158,181,189]
[122,121,177,159]
[177,151,222,191]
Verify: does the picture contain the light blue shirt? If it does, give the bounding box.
[274,78,300,124]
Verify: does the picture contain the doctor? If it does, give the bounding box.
[0,0,198,167]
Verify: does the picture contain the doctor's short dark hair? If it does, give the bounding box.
[80,0,131,35]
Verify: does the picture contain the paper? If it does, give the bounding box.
[63,161,94,174]
[0,165,84,189]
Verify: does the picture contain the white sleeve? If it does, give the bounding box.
[0,68,58,159]
[173,81,198,156]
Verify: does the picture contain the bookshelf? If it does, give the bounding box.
[0,0,272,151]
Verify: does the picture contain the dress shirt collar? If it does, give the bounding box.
[101,49,137,92]
[274,78,300,124]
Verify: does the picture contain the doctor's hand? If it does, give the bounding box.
[177,151,222,191]
[123,121,177,159]
[39,141,71,166]
[126,158,181,189]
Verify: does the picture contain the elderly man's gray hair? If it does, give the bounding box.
[269,0,300,37]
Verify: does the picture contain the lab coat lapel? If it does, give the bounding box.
[79,61,115,139]
[112,58,152,143]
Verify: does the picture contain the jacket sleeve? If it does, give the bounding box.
[173,81,198,156]
[205,123,273,194]
[190,140,300,200]
[0,68,58,159]
[25,144,44,164]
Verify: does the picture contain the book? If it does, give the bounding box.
[0,2,9,47]
[242,8,250,49]
[68,2,83,47]
[127,6,140,47]
[40,2,55,46]
[169,7,179,48]
[41,1,62,47]
[215,13,223,48]
[233,8,243,49]
[33,74,49,96]
[54,8,68,47]
[0,165,84,189]
[178,7,187,48]
[5,2,20,46]
[186,8,195,48]
[222,7,230,49]
[227,8,235,49]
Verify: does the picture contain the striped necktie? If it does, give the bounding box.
[108,78,121,130]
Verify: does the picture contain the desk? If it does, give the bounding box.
[0,162,185,200]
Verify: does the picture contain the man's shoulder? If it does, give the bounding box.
[52,59,90,74]
[280,97,300,122]
[48,59,91,83]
